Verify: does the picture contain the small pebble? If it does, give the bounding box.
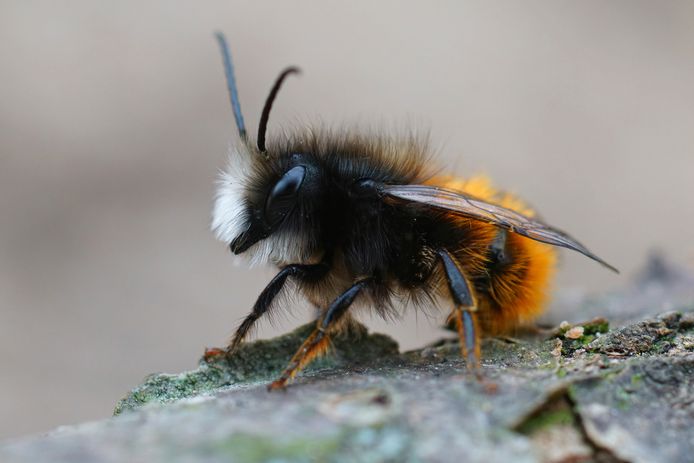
[565,326,585,340]
[678,312,694,330]
[420,347,437,359]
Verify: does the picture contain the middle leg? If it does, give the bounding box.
[268,277,373,390]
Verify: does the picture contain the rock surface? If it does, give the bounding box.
[2,256,693,463]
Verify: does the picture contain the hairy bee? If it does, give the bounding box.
[210,34,617,390]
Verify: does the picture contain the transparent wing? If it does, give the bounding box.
[383,184,618,273]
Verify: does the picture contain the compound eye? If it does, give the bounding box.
[265,165,306,225]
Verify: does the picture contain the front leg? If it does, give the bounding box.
[268,278,373,390]
[227,261,330,353]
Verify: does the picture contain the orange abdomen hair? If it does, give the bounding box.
[426,175,558,335]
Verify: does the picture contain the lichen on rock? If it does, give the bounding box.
[115,322,399,415]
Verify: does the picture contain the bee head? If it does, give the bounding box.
[232,164,306,253]
[237,152,323,251]
[212,146,324,265]
[211,35,320,263]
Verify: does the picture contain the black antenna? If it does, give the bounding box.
[257,67,301,152]
[214,32,247,141]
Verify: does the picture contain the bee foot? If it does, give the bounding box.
[202,347,227,362]
[267,378,289,392]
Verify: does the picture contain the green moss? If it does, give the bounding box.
[630,373,644,386]
[583,319,610,336]
[614,386,633,410]
[516,403,575,435]
[207,433,342,463]
[598,365,625,382]
[650,334,676,354]
[195,425,414,462]
[579,334,596,345]
[557,319,609,356]
[114,322,399,415]
[556,318,609,338]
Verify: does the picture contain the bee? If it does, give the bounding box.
[210,33,618,390]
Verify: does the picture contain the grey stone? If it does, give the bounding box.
[2,257,694,462]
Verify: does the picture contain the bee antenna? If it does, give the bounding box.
[214,32,247,142]
[257,67,301,153]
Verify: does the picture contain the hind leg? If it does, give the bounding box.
[438,249,481,374]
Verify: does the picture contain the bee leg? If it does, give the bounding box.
[268,278,372,390]
[227,261,330,353]
[448,305,482,375]
[437,249,482,375]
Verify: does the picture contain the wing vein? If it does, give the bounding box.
[383,184,618,273]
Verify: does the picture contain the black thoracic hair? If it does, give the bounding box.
[238,127,434,265]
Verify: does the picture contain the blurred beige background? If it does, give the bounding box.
[1,0,693,440]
